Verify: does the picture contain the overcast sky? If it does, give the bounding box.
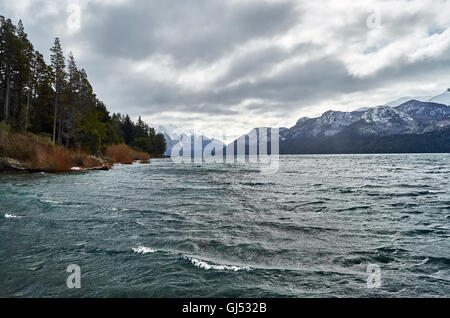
[2,0,450,140]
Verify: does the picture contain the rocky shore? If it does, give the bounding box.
[0,157,111,173]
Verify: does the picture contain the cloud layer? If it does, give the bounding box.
[2,0,450,139]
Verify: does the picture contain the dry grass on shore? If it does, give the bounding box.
[0,132,75,172]
[1,132,149,173]
[105,144,150,164]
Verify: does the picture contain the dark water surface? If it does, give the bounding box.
[0,154,449,297]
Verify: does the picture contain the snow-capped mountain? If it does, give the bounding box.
[234,94,450,154]
[157,89,450,155]
[384,95,432,107]
[227,127,286,155]
[152,124,192,142]
[362,106,414,124]
[151,124,190,156]
[282,110,363,139]
[429,89,450,105]
[282,95,450,140]
[152,124,223,157]
[384,89,450,107]
[396,100,450,126]
[358,106,419,135]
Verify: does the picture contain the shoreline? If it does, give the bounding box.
[0,131,158,174]
[0,157,153,174]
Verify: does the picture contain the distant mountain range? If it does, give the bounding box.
[385,89,450,107]
[231,89,450,154]
[155,89,450,156]
[151,124,223,156]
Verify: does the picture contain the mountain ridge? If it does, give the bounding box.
[229,90,450,154]
[152,124,224,156]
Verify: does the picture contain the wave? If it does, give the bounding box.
[185,256,251,272]
[256,220,338,234]
[41,199,87,208]
[41,199,61,205]
[421,256,450,267]
[413,258,430,267]
[240,182,275,187]
[132,246,157,254]
[4,213,22,219]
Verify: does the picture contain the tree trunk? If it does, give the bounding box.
[4,70,10,123]
[58,117,62,144]
[52,94,58,143]
[25,76,31,131]
[25,91,31,131]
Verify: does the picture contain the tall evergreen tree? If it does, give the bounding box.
[122,115,134,144]
[154,133,167,156]
[16,20,33,130]
[30,51,53,134]
[1,18,17,124]
[50,37,66,143]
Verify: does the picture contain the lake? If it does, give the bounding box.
[0,154,449,297]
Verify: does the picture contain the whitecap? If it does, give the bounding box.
[415,258,430,266]
[135,220,145,226]
[132,246,157,254]
[5,213,22,219]
[71,167,82,171]
[41,199,61,205]
[187,256,251,272]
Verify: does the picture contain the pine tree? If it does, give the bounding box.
[122,115,134,145]
[17,20,34,130]
[50,37,66,143]
[30,51,54,134]
[154,133,167,155]
[67,52,80,97]
[1,18,17,124]
[64,52,81,146]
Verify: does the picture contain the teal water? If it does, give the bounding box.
[0,154,449,297]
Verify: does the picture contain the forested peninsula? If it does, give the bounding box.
[0,17,166,173]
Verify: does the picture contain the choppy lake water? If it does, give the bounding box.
[0,154,449,297]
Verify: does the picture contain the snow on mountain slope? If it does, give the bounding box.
[384,89,450,107]
[362,106,414,124]
[395,100,450,125]
[152,124,223,157]
[285,106,421,138]
[315,111,362,136]
[384,96,432,107]
[428,89,450,105]
[355,106,372,112]
[152,124,191,141]
[357,106,420,135]
[285,110,362,138]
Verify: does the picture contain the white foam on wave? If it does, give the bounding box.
[5,213,22,219]
[132,246,157,254]
[135,219,145,226]
[41,199,61,205]
[187,256,251,272]
[415,258,430,266]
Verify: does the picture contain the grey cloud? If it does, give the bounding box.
[2,0,450,133]
[82,0,299,64]
[101,49,450,119]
